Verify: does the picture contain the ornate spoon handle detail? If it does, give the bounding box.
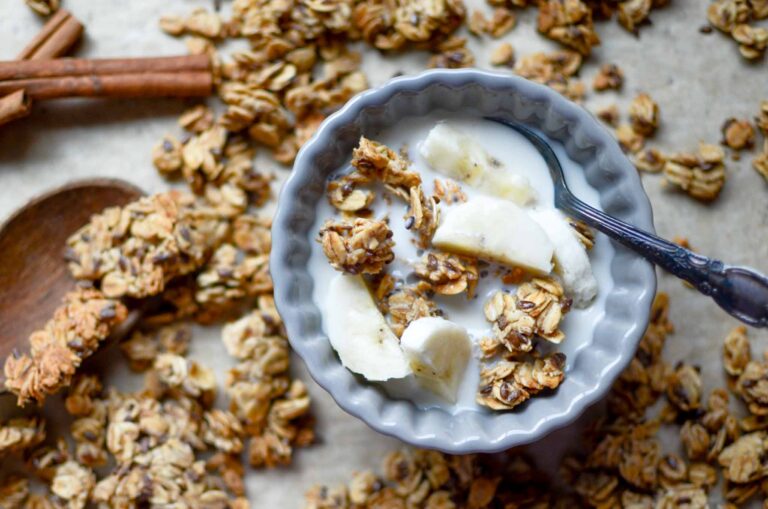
[561,192,768,328]
[489,117,768,328]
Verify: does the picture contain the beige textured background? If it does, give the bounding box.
[1,1,767,506]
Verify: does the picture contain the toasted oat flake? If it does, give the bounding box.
[721,117,755,150]
[593,64,624,91]
[629,93,660,137]
[490,42,515,66]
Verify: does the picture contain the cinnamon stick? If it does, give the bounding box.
[17,9,84,60]
[0,90,32,126]
[0,71,213,100]
[0,55,211,82]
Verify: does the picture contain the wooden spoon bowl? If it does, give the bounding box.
[0,178,143,384]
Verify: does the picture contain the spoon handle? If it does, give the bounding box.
[560,192,768,328]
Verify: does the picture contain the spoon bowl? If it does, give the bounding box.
[0,178,143,383]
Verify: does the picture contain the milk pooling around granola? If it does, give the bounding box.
[310,115,615,413]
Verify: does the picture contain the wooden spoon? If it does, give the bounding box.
[0,178,143,387]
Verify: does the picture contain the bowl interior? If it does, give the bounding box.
[272,69,656,453]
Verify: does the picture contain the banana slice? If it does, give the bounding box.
[419,123,535,205]
[432,198,554,274]
[531,209,597,308]
[400,317,471,402]
[326,274,412,381]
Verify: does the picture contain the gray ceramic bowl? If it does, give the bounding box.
[271,69,656,453]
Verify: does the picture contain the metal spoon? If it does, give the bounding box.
[0,178,144,389]
[489,117,768,328]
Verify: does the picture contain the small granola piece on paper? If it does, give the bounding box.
[662,143,727,202]
[3,288,128,406]
[476,353,566,410]
[596,104,620,127]
[490,42,515,66]
[429,36,476,69]
[633,148,667,173]
[515,50,585,102]
[723,325,750,376]
[616,124,645,154]
[629,93,660,137]
[537,0,600,56]
[721,117,755,150]
[593,64,624,91]
[414,251,478,298]
[319,218,395,275]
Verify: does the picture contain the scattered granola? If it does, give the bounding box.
[514,50,585,102]
[707,0,768,60]
[596,104,620,127]
[633,147,667,173]
[628,92,660,137]
[593,63,624,91]
[616,123,645,154]
[537,0,600,56]
[662,143,727,201]
[721,117,756,150]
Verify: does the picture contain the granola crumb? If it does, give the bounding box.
[490,42,515,66]
[593,63,624,91]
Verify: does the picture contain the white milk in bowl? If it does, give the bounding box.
[309,114,614,414]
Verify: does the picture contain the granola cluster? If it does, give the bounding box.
[3,288,128,406]
[319,218,396,275]
[707,0,768,60]
[1,299,311,508]
[484,0,669,57]
[65,191,228,298]
[156,0,467,167]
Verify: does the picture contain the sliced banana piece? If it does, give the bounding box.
[432,197,554,274]
[530,209,597,308]
[326,274,411,381]
[400,317,471,402]
[419,123,535,205]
